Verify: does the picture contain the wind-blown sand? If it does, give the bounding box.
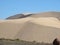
[0,12,60,43]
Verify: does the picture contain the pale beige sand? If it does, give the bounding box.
[0,12,60,43]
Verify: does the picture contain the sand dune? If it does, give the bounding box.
[15,22,60,43]
[31,12,60,20]
[0,12,60,43]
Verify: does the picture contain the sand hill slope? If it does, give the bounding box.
[6,12,60,20]
[0,12,60,43]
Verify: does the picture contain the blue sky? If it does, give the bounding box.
[0,0,60,19]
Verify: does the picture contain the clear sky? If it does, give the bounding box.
[0,0,60,19]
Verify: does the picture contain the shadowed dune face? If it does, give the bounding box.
[6,14,33,19]
[0,12,60,43]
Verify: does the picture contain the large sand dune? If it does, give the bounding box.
[0,12,60,43]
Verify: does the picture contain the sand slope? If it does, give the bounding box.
[0,12,60,43]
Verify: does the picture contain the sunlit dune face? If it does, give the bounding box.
[30,17,60,28]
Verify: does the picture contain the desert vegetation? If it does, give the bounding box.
[0,38,52,45]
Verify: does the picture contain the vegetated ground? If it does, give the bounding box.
[0,38,53,45]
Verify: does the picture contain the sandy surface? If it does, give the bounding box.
[0,12,60,43]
